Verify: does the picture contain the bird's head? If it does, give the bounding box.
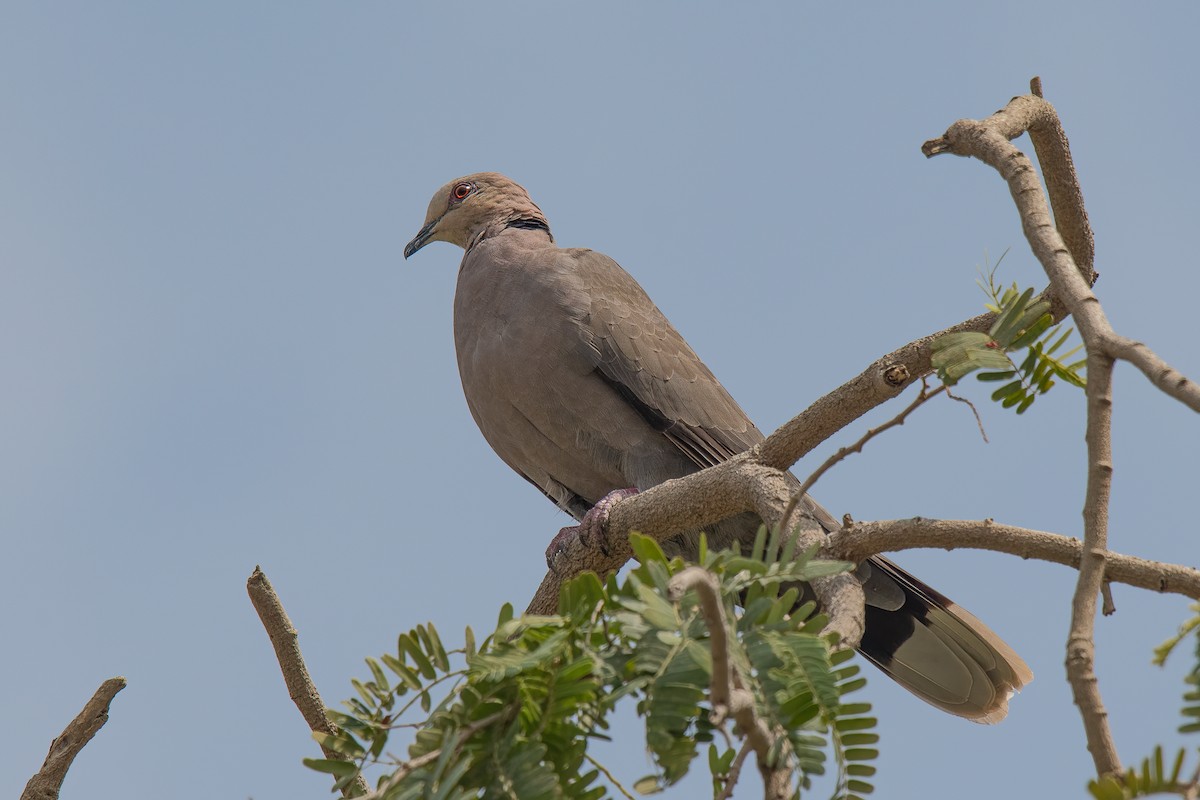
[403,172,550,258]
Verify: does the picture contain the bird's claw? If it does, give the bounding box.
[544,487,639,571]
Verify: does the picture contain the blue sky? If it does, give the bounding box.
[3,3,1198,798]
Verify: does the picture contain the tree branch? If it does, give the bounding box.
[21,677,125,800]
[923,84,1199,414]
[669,567,793,800]
[919,77,1200,778]
[247,566,370,798]
[1069,347,1121,775]
[823,518,1200,601]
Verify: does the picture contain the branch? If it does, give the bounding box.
[824,518,1200,601]
[717,742,754,800]
[669,567,793,800]
[1069,347,1120,774]
[778,380,943,540]
[919,77,1200,778]
[21,677,125,800]
[247,566,370,798]
[923,83,1200,414]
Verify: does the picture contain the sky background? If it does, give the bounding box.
[3,3,1198,798]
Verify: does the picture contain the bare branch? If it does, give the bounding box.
[1107,335,1200,412]
[1069,350,1121,775]
[824,518,1200,601]
[21,677,125,800]
[1101,583,1116,616]
[923,83,1144,778]
[247,566,370,798]
[1024,76,1096,287]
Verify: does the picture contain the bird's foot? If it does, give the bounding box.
[545,487,640,570]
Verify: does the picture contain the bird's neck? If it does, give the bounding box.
[505,217,552,236]
[467,216,554,253]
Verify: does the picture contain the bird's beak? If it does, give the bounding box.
[403,217,440,260]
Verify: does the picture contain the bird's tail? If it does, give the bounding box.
[855,555,1033,723]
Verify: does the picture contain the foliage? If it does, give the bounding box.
[1084,605,1200,799]
[307,531,876,799]
[1153,603,1200,736]
[931,260,1086,413]
[1087,747,1198,800]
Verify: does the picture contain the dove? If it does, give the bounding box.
[405,172,1031,721]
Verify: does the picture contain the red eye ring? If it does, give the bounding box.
[452,182,473,201]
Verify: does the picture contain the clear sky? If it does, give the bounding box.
[3,3,1198,798]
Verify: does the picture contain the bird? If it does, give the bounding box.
[404,172,1032,723]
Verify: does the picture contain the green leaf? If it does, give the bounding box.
[366,657,389,692]
[381,653,422,691]
[399,633,438,680]
[990,380,1024,402]
[1009,310,1053,349]
[314,730,366,759]
[464,625,476,658]
[629,531,669,566]
[422,624,451,672]
[1045,327,1072,355]
[303,758,361,777]
[989,286,1034,343]
[497,602,514,628]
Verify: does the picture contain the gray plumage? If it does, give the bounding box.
[405,172,1032,722]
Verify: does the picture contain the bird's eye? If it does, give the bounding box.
[452,182,473,201]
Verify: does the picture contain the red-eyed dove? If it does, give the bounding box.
[405,172,1032,722]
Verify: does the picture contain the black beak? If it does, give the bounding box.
[403,217,439,260]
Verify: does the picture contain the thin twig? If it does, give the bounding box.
[944,384,988,443]
[584,753,637,800]
[247,566,371,798]
[1101,583,1116,616]
[21,677,126,800]
[778,380,943,539]
[716,741,754,800]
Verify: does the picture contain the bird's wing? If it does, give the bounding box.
[570,248,764,469]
